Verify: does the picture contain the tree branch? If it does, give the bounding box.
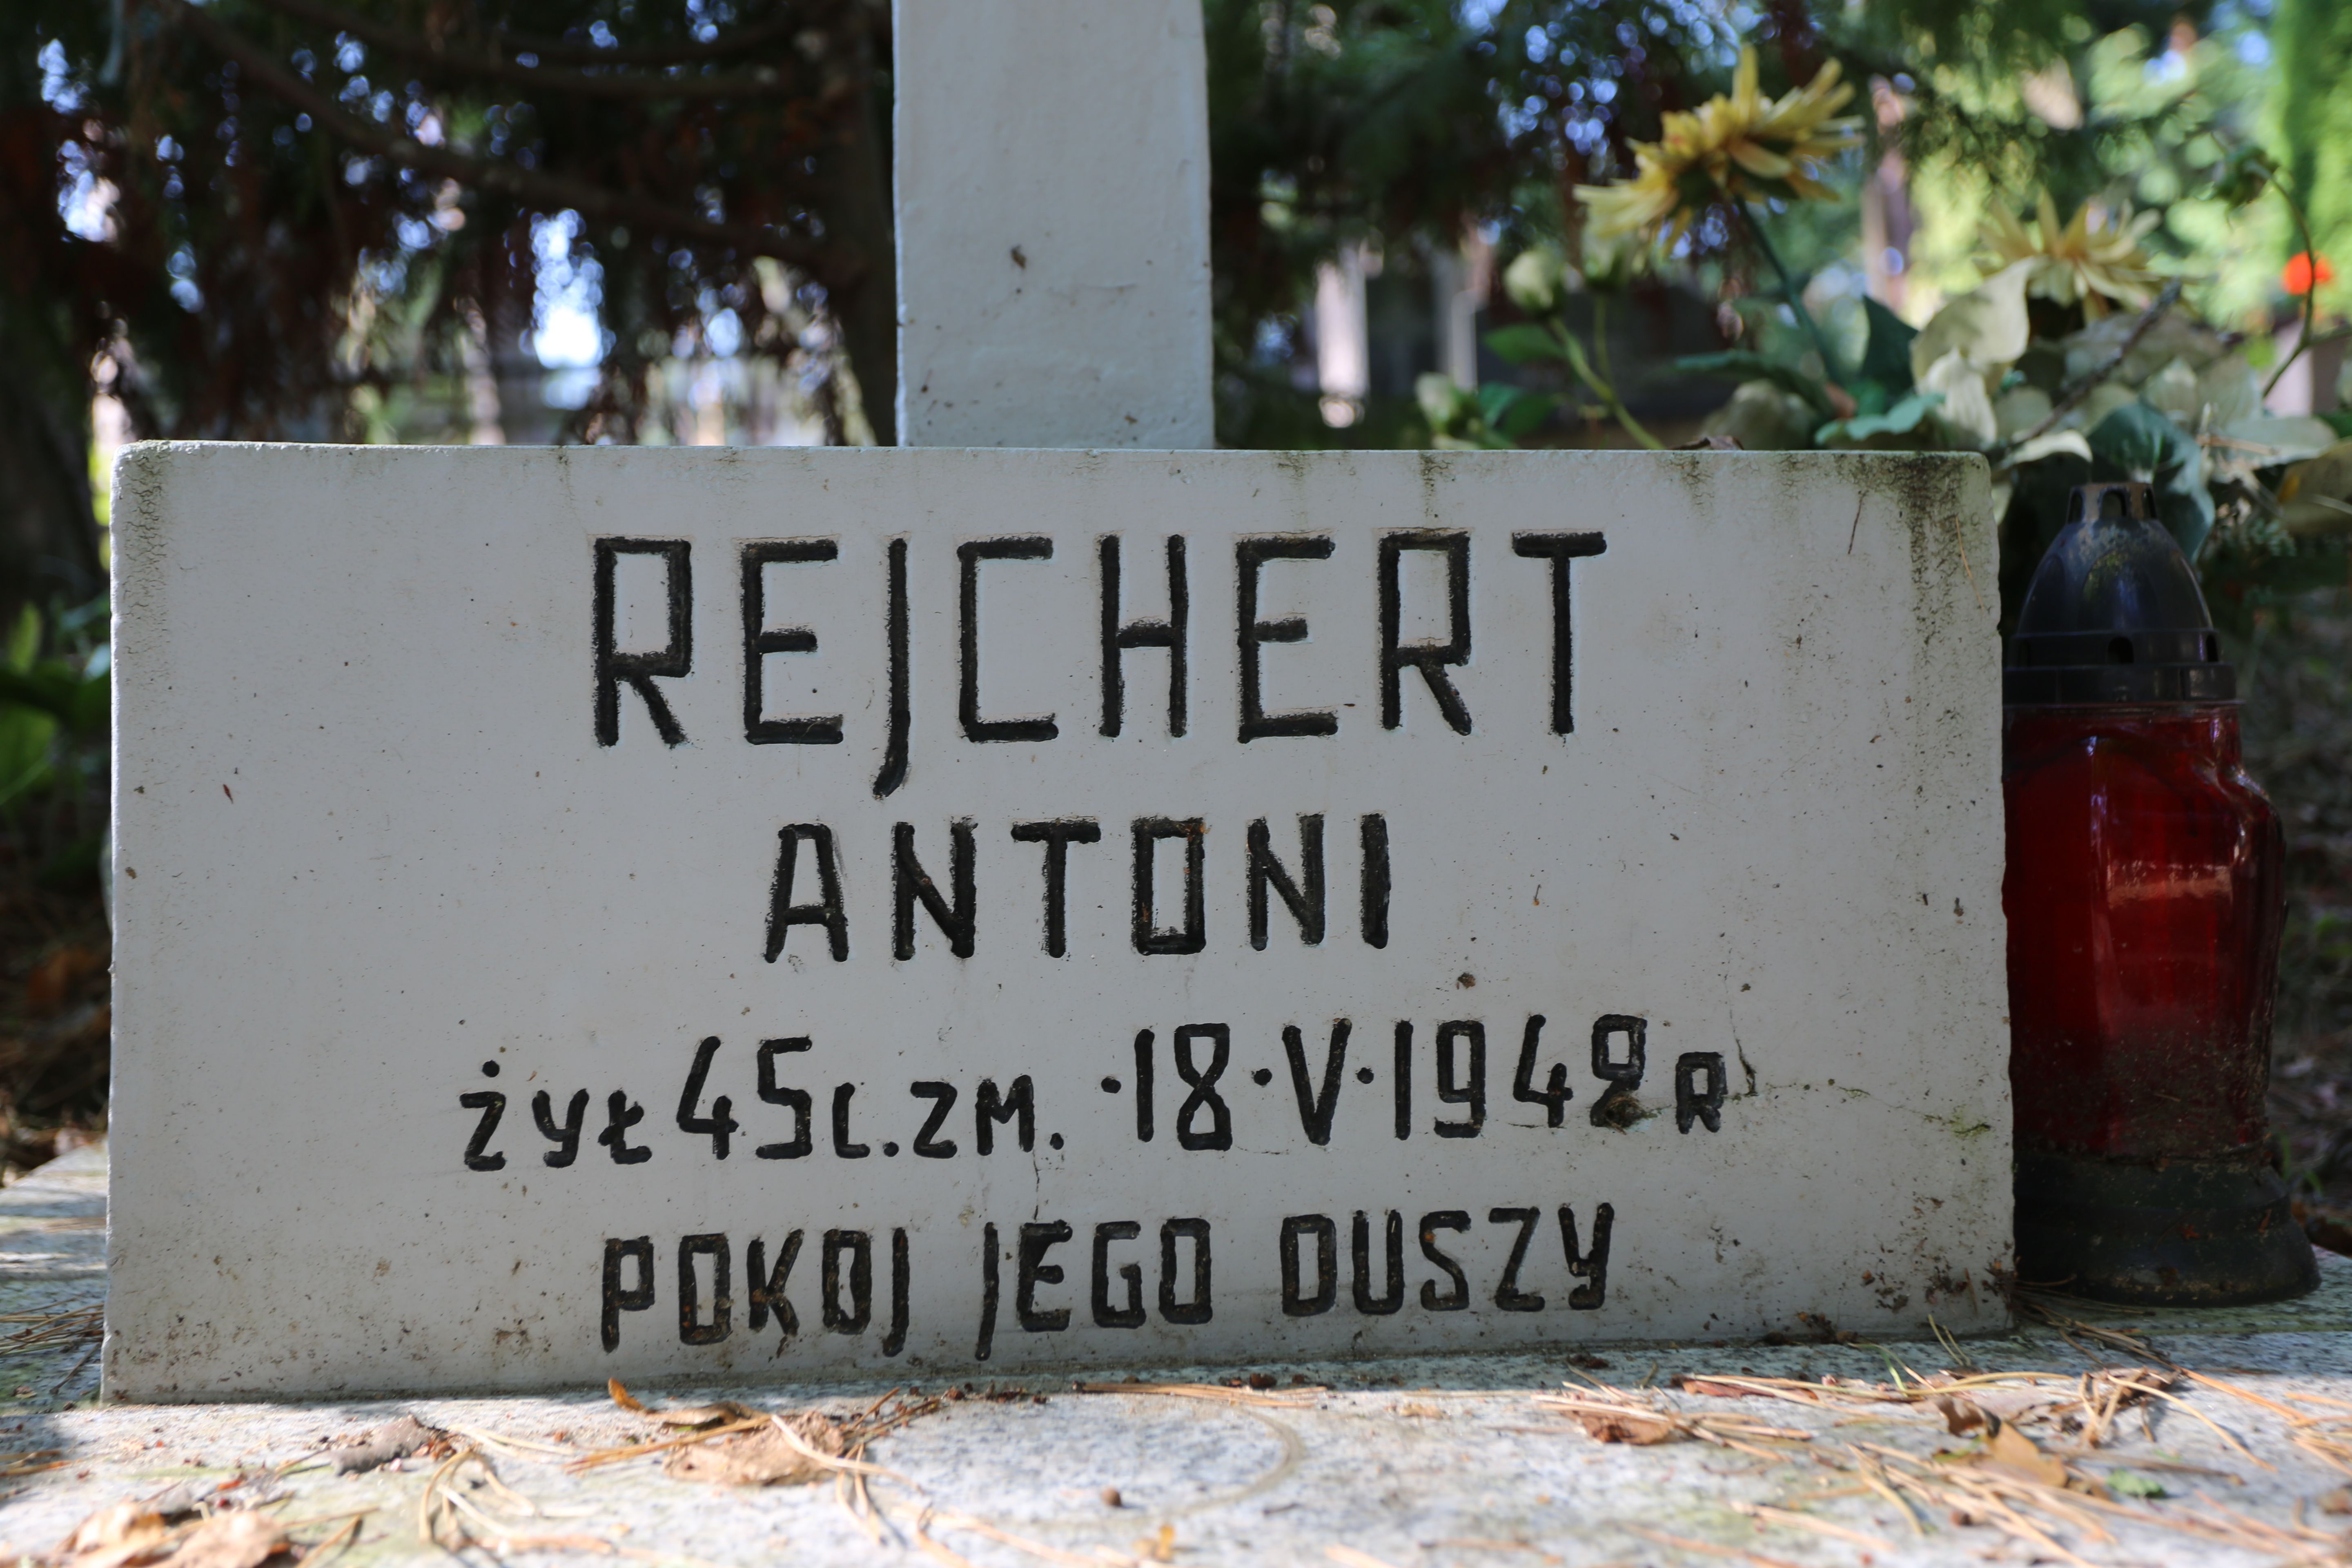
[239,0,810,99]
[1988,278,2181,465]
[152,0,849,277]
[2265,178,2323,399]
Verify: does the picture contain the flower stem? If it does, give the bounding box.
[2264,177,2323,400]
[1736,199,1845,388]
[1552,318,1662,450]
[1593,293,1618,395]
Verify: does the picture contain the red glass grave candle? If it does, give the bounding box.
[2004,481,2315,1305]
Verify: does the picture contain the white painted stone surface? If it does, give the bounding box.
[892,0,1214,449]
[108,444,2003,1400]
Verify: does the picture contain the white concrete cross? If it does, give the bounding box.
[892,0,1214,448]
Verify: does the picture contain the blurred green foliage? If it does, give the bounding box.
[0,600,107,818]
[0,594,108,902]
[2274,0,2352,319]
[4,0,2343,481]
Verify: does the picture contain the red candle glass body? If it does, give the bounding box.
[2004,704,2284,1162]
[2002,479,2312,1305]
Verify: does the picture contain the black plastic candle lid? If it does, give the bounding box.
[2004,481,2234,707]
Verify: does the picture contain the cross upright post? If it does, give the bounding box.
[892,0,1215,449]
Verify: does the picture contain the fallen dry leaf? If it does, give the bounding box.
[1969,1422,2069,1488]
[647,1403,758,1429]
[1938,1396,1986,1436]
[1536,1386,1810,1455]
[330,1417,436,1476]
[55,1535,176,1568]
[167,1513,287,1568]
[55,1503,172,1568]
[58,1505,165,1554]
[1571,1410,1681,1445]
[1964,1389,2058,1424]
[661,1414,844,1487]
[136,1484,211,1521]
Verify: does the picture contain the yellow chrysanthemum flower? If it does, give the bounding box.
[1575,48,1860,245]
[1979,193,2163,320]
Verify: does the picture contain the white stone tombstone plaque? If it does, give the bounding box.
[105,443,2008,1400]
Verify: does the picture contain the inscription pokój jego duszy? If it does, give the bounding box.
[459,1018,1727,1359]
[443,523,1758,1362]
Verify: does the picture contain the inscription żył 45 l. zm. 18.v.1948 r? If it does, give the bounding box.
[105,445,2007,1399]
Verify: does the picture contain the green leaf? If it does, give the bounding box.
[1859,298,1918,398]
[2004,430,2095,468]
[0,663,109,735]
[2219,415,2341,466]
[1910,260,2034,383]
[1704,381,1820,451]
[4,608,38,674]
[2159,477,2217,559]
[0,706,57,813]
[1670,352,1838,421]
[2089,402,2179,477]
[1481,384,1558,441]
[1415,371,1475,432]
[2089,403,2214,557]
[2105,1470,2167,1499]
[1482,323,1566,366]
[1816,391,1945,448]
[1501,245,1568,315]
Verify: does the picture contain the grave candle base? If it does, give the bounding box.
[2002,481,2316,1307]
[2012,1151,2312,1307]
